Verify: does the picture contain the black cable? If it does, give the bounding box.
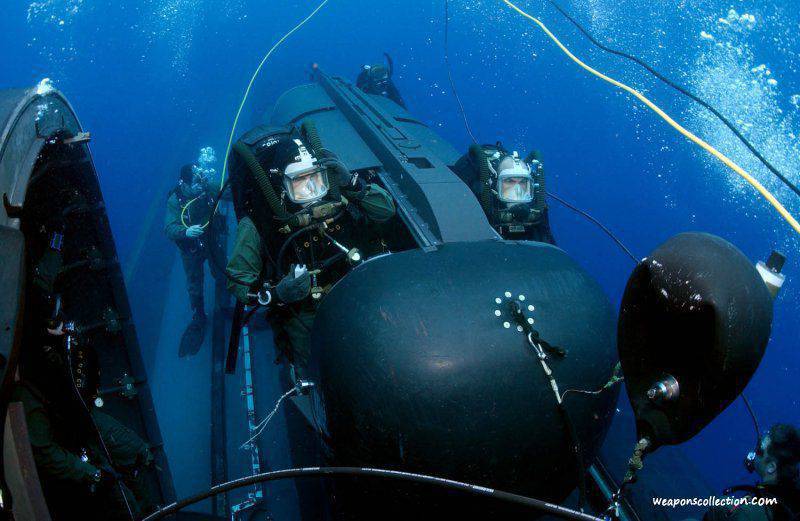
[141,466,605,521]
[64,329,135,521]
[741,393,762,443]
[544,0,800,199]
[559,402,587,511]
[276,223,319,274]
[546,191,639,264]
[241,305,261,329]
[444,0,478,144]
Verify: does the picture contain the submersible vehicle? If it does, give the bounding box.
[0,72,784,520]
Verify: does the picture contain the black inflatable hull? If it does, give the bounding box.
[619,233,773,447]
[308,240,619,516]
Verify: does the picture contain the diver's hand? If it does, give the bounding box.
[186,225,204,238]
[318,149,353,188]
[276,265,311,303]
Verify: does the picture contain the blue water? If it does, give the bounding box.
[3,0,799,515]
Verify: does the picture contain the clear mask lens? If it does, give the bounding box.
[285,168,329,204]
[498,175,533,203]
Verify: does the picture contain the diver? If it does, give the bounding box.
[451,143,555,244]
[355,53,407,108]
[13,311,156,519]
[225,123,395,376]
[164,148,228,357]
[704,424,800,521]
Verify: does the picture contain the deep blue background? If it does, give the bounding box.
[2,0,798,505]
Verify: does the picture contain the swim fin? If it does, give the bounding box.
[179,312,206,357]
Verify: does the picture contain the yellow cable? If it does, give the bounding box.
[181,0,331,229]
[501,0,800,235]
[179,195,202,229]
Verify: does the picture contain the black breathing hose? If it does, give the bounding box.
[544,0,800,199]
[233,141,297,225]
[276,222,320,274]
[140,466,605,521]
[301,120,342,202]
[470,143,494,213]
[525,150,549,215]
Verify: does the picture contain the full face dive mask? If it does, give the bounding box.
[495,152,534,204]
[282,140,329,205]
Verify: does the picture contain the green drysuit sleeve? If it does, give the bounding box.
[348,183,396,223]
[164,193,189,243]
[27,408,99,483]
[226,216,264,305]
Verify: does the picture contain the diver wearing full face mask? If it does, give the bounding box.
[704,424,800,521]
[355,53,407,109]
[164,153,228,357]
[225,123,395,375]
[451,143,555,244]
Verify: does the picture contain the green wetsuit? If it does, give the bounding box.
[164,189,227,315]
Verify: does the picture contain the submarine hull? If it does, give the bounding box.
[308,240,619,515]
[0,85,175,517]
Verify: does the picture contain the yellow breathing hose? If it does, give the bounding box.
[501,0,800,236]
[180,0,331,229]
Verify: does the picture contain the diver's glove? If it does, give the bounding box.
[318,149,353,188]
[342,176,368,202]
[275,265,311,304]
[186,225,204,238]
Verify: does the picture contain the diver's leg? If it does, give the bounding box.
[274,307,331,521]
[179,249,207,356]
[206,230,228,292]
[180,249,206,316]
[279,308,315,379]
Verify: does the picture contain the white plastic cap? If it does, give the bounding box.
[756,260,785,298]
